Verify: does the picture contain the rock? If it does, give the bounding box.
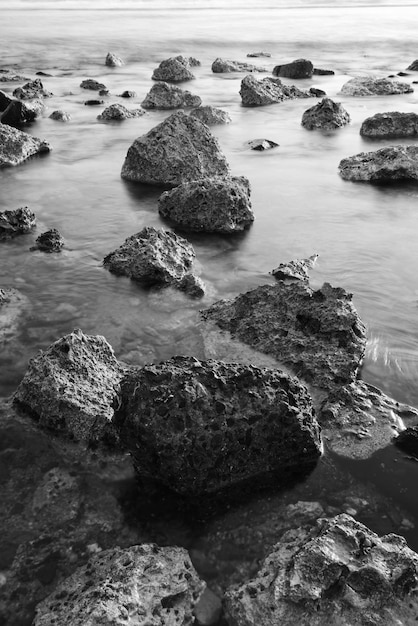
[194,587,222,626]
[339,145,418,182]
[340,76,413,96]
[270,255,319,282]
[158,176,254,233]
[247,51,271,58]
[0,288,28,343]
[201,280,366,391]
[360,111,418,138]
[309,87,327,97]
[80,78,107,91]
[212,58,267,73]
[190,105,231,125]
[0,123,51,167]
[394,425,418,457]
[36,71,53,77]
[141,81,201,109]
[49,110,71,121]
[248,138,279,150]
[398,71,409,77]
[119,89,136,98]
[0,206,36,238]
[30,228,65,253]
[84,99,104,106]
[103,226,203,296]
[313,67,335,75]
[178,273,206,298]
[12,78,52,99]
[407,60,418,71]
[13,328,124,444]
[105,51,124,67]
[121,111,230,185]
[239,75,314,106]
[97,103,145,120]
[301,97,350,130]
[152,55,197,82]
[114,356,321,496]
[0,89,44,125]
[99,88,109,96]
[0,70,30,82]
[224,513,418,626]
[273,58,314,79]
[33,544,205,626]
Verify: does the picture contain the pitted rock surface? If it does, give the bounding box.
[0,206,36,238]
[31,228,65,253]
[240,75,315,106]
[97,103,145,120]
[273,58,314,79]
[0,123,51,167]
[360,112,418,138]
[339,145,418,182]
[141,82,201,109]
[114,356,321,496]
[0,90,44,125]
[270,255,318,282]
[212,58,267,73]
[152,55,197,81]
[341,76,413,96]
[80,78,107,91]
[190,105,231,125]
[121,111,230,185]
[12,78,52,100]
[158,176,254,233]
[105,52,124,67]
[302,98,350,130]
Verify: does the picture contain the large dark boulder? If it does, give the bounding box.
[273,58,314,79]
[158,176,254,233]
[152,55,197,81]
[301,97,350,130]
[0,90,44,125]
[0,123,51,167]
[360,111,418,138]
[341,76,413,96]
[12,78,52,99]
[114,356,321,496]
[224,513,418,626]
[0,206,36,238]
[141,82,201,109]
[189,105,231,125]
[240,75,316,106]
[339,145,418,182]
[97,103,145,120]
[212,58,267,73]
[121,111,230,185]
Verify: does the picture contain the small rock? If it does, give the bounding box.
[270,255,318,282]
[141,82,201,109]
[13,78,53,99]
[152,55,196,82]
[0,123,51,167]
[98,88,109,96]
[247,138,279,150]
[118,90,136,98]
[301,97,350,130]
[80,78,107,91]
[341,76,413,96]
[247,51,271,58]
[212,57,267,73]
[84,99,104,106]
[30,228,64,253]
[394,426,418,457]
[0,90,44,125]
[105,52,124,67]
[190,105,231,125]
[97,103,145,120]
[313,67,335,75]
[273,58,314,79]
[0,206,36,238]
[49,110,71,122]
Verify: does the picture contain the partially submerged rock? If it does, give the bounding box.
[406,60,418,71]
[30,228,64,253]
[0,206,36,238]
[0,288,28,343]
[105,51,124,67]
[33,544,205,626]
[119,89,136,98]
[13,329,124,444]
[212,58,267,73]
[121,111,230,185]
[158,176,254,233]
[394,425,418,457]
[360,111,418,138]
[339,145,418,182]
[224,513,418,626]
[313,67,335,75]
[84,99,104,106]
[49,109,71,122]
[247,51,271,58]
[0,70,30,82]
[97,103,145,120]
[248,138,278,150]
[341,76,413,96]
[273,58,314,79]
[190,105,231,125]
[0,123,51,167]
[141,82,201,109]
[0,89,44,125]
[152,55,197,81]
[12,78,52,100]
[80,78,107,91]
[270,255,318,282]
[301,97,350,130]
[239,75,316,106]
[115,356,321,496]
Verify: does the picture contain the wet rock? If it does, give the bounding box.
[84,99,104,106]
[194,587,222,626]
[105,51,124,67]
[0,206,36,238]
[398,71,409,77]
[339,145,418,182]
[121,111,230,185]
[394,425,418,457]
[30,229,65,253]
[118,89,136,98]
[190,105,231,125]
[49,110,71,122]
[36,71,53,77]
[0,70,30,82]
[0,288,28,343]
[406,60,418,71]
[273,58,314,79]
[114,356,321,496]
[0,123,50,167]
[270,255,318,282]
[224,513,418,626]
[313,67,335,75]
[80,78,107,91]
[0,89,44,125]
[239,75,314,106]
[13,328,124,444]
[178,273,206,298]
[247,51,271,58]
[97,103,145,120]
[309,87,327,97]
[141,81,201,109]
[152,55,197,81]
[248,138,278,150]
[212,58,267,73]
[158,176,254,233]
[33,544,205,626]
[98,88,109,96]
[341,76,413,96]
[12,78,52,99]
[103,226,203,296]
[360,111,418,138]
[301,97,350,130]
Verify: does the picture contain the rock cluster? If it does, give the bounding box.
[339,145,418,182]
[97,103,145,120]
[141,82,201,109]
[240,75,318,106]
[301,98,350,130]
[0,206,36,238]
[212,58,267,73]
[341,76,413,96]
[152,55,197,82]
[360,111,418,138]
[273,58,314,79]
[0,123,51,167]
[190,105,231,125]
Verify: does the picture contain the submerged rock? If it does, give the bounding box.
[339,145,418,182]
[0,206,36,238]
[247,138,279,150]
[121,111,230,185]
[141,81,201,109]
[301,97,350,130]
[273,58,314,79]
[239,75,315,106]
[224,513,418,626]
[152,55,197,81]
[13,329,124,444]
[30,228,64,253]
[97,103,145,120]
[49,109,71,122]
[360,111,418,137]
[12,78,52,99]
[80,78,107,91]
[0,89,44,125]
[394,425,418,457]
[190,105,231,125]
[341,76,413,96]
[158,176,254,233]
[0,123,51,167]
[33,544,205,626]
[115,356,321,496]
[105,51,124,67]
[212,58,267,73]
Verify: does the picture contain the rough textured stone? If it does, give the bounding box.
[158,176,254,233]
[0,123,51,167]
[0,90,44,125]
[247,52,271,58]
[119,89,136,98]
[341,76,413,96]
[121,111,230,185]
[248,138,278,150]
[190,105,231,125]
[141,82,201,109]
[313,67,335,75]
[339,145,418,182]
[12,78,52,100]
[105,51,124,67]
[49,109,71,122]
[212,58,267,73]
[97,103,145,120]
[201,280,366,391]
[80,78,107,91]
[224,513,418,626]
[152,55,197,81]
[360,111,418,138]
[33,544,205,626]
[406,60,418,71]
[178,273,206,298]
[301,98,350,130]
[115,356,321,496]
[273,58,314,79]
[31,229,65,253]
[240,75,314,106]
[270,255,318,282]
[0,206,36,238]
[13,328,124,444]
[394,425,418,457]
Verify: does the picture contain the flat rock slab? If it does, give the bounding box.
[240,75,316,106]
[190,105,231,125]
[339,145,418,182]
[302,97,350,130]
[360,111,418,138]
[114,356,321,496]
[212,58,267,72]
[273,58,314,79]
[0,122,51,167]
[152,55,197,81]
[341,76,413,96]
[141,82,201,109]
